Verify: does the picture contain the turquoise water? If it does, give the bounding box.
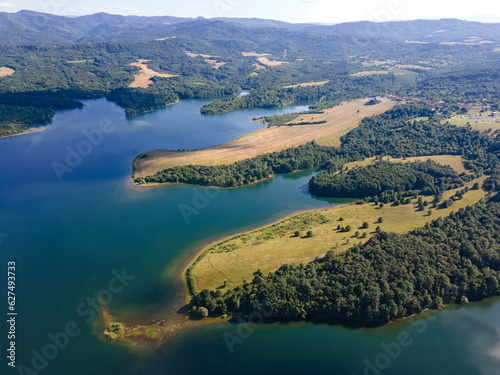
[1,98,500,375]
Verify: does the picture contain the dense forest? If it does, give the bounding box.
[140,103,498,187]
[138,142,339,186]
[3,10,500,329]
[1,13,499,135]
[106,87,179,117]
[0,90,98,136]
[308,160,469,198]
[2,11,500,46]
[200,73,403,115]
[190,199,500,323]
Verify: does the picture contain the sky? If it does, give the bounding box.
[0,0,500,24]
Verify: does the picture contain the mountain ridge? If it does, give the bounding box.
[1,10,500,46]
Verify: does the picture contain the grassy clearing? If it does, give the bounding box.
[315,125,357,147]
[350,70,389,77]
[242,52,272,57]
[283,80,330,88]
[445,110,500,131]
[257,56,289,66]
[134,98,395,178]
[129,59,177,88]
[190,177,487,293]
[344,155,467,174]
[396,64,432,70]
[186,52,226,69]
[0,67,15,77]
[351,66,418,77]
[389,67,419,76]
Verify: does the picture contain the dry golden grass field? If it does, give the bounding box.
[129,60,177,88]
[0,67,15,77]
[283,80,330,88]
[190,176,486,292]
[241,52,271,57]
[445,110,500,131]
[134,98,395,178]
[186,52,226,69]
[256,56,289,66]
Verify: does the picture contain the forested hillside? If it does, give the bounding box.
[2,11,500,45]
[308,160,468,198]
[1,11,499,136]
[191,200,500,323]
[141,104,496,187]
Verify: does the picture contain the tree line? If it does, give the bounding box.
[190,199,500,323]
[309,160,469,198]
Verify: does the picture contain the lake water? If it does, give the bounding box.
[1,98,500,375]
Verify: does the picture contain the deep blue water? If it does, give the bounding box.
[1,98,500,375]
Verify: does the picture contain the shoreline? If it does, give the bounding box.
[183,204,330,296]
[100,202,335,348]
[0,126,45,139]
[131,165,321,189]
[126,98,180,118]
[131,174,274,189]
[132,98,396,179]
[102,185,496,349]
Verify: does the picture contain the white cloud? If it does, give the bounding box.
[0,3,15,7]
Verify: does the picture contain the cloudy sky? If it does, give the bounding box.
[1,0,499,23]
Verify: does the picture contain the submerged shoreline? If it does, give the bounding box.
[100,202,332,348]
[104,173,491,348]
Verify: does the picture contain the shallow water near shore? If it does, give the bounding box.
[1,97,500,375]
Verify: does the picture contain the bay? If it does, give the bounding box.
[0,97,499,375]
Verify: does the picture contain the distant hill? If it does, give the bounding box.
[300,19,500,43]
[0,10,190,45]
[1,10,500,46]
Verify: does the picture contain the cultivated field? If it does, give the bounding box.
[0,67,15,77]
[129,60,177,88]
[190,176,487,292]
[134,98,396,178]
